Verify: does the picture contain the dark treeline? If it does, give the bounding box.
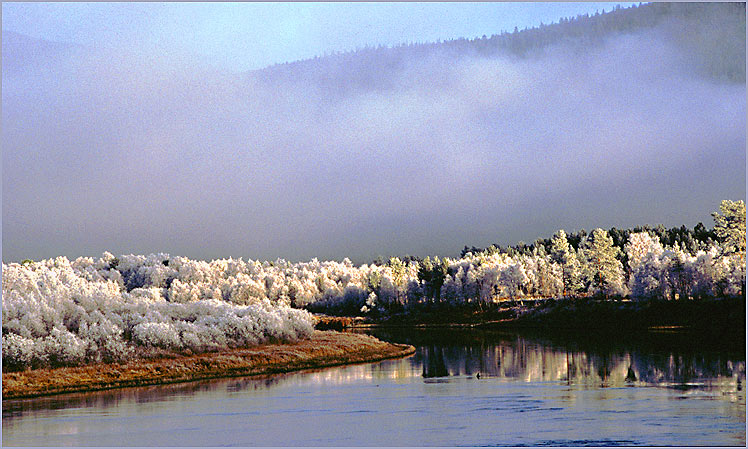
[369,223,717,268]
[335,200,745,318]
[459,223,719,269]
[258,2,746,96]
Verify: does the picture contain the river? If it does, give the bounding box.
[3,328,745,446]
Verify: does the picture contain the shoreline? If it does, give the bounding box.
[2,331,415,400]
[324,297,745,335]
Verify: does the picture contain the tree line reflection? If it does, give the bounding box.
[4,329,744,420]
[372,329,745,387]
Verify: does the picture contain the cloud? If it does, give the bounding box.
[2,22,745,263]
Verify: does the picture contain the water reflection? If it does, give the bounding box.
[415,341,745,386]
[2,329,745,446]
[5,329,743,418]
[2,374,288,420]
[368,328,745,389]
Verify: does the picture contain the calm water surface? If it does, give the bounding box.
[3,329,745,446]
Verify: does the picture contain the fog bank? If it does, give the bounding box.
[2,20,745,263]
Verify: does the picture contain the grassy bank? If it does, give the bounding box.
[2,331,415,400]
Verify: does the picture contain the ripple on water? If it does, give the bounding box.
[3,329,744,447]
[523,439,640,446]
[472,396,544,413]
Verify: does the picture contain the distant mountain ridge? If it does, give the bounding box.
[256,2,746,93]
[6,3,744,85]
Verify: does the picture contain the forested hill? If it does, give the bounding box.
[255,2,745,93]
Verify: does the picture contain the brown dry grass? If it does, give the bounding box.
[2,331,415,400]
[312,315,366,330]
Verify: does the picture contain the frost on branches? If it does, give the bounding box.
[3,205,745,369]
[2,254,314,370]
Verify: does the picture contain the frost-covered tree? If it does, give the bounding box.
[388,257,408,306]
[532,256,564,298]
[440,272,464,306]
[550,230,582,296]
[582,228,626,297]
[625,232,664,272]
[712,200,746,256]
[659,248,695,301]
[708,200,747,297]
[477,263,501,305]
[500,262,529,300]
[625,232,665,299]
[629,253,665,300]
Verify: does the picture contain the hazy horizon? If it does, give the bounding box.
[2,2,637,72]
[2,2,745,264]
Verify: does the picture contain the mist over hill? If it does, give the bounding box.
[2,2,745,263]
[259,2,745,92]
[2,30,82,75]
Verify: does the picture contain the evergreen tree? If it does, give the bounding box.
[582,228,625,297]
[388,257,407,305]
[712,200,746,257]
[417,256,448,302]
[550,230,582,296]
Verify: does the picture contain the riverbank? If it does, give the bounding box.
[503,296,745,335]
[333,297,745,337]
[2,331,415,400]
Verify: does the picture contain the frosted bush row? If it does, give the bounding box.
[2,256,314,370]
[3,228,744,369]
[627,239,746,300]
[303,231,744,311]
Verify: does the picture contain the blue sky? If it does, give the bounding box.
[3,2,639,71]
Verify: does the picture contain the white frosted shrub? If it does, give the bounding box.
[44,327,88,365]
[2,333,37,369]
[225,274,267,305]
[275,307,315,340]
[129,287,166,302]
[719,253,746,296]
[626,240,745,301]
[78,320,134,363]
[132,322,182,349]
[2,254,315,370]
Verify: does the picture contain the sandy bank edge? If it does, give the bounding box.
[2,331,415,400]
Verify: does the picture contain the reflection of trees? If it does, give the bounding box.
[422,345,449,378]
[6,329,744,421]
[2,375,288,419]
[630,353,745,385]
[4,357,428,421]
[403,329,745,389]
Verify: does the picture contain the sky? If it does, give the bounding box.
[2,2,745,264]
[3,2,638,71]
